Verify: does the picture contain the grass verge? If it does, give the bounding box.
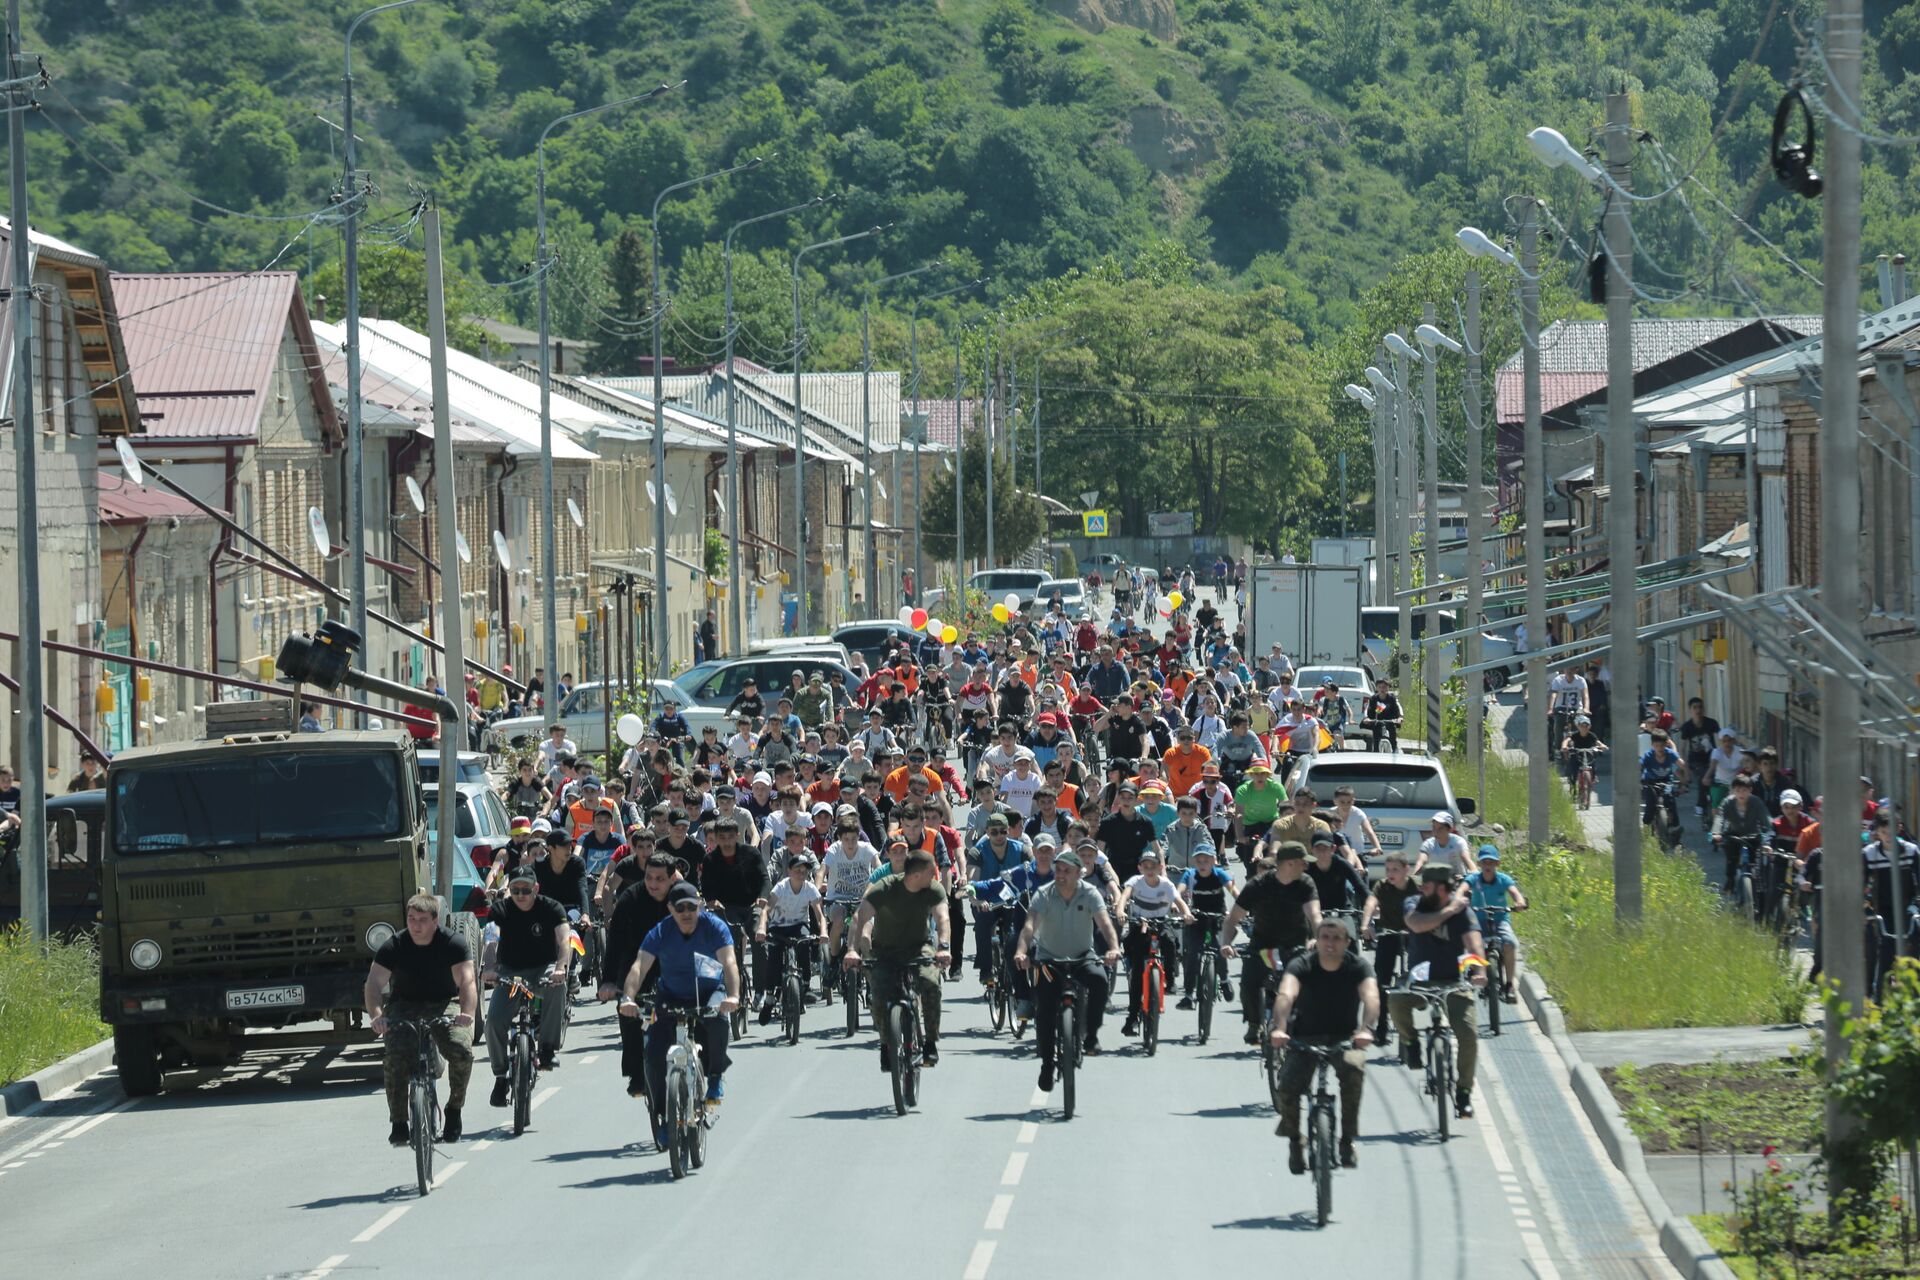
[1500,840,1809,1032]
[0,926,108,1085]
[1603,1056,1825,1153]
[1478,749,1583,845]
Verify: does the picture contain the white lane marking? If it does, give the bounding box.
[999,1152,1026,1186]
[1027,1087,1046,1108]
[983,1194,1014,1231]
[40,1141,61,1149]
[3,1161,22,1169]
[62,1100,137,1142]
[963,1241,996,1280]
[580,1054,600,1066]
[531,1086,559,1110]
[1476,1050,1563,1280]
[306,1254,349,1279]
[23,1150,45,1158]
[0,1109,102,1163]
[1015,1121,1038,1145]
[432,1160,467,1188]
[469,1139,493,1152]
[351,1205,410,1244]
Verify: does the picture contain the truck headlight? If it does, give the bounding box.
[130,939,162,970]
[365,922,396,952]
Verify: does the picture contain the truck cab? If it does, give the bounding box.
[98,727,428,1095]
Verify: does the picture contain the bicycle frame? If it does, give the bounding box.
[1407,983,1470,1140]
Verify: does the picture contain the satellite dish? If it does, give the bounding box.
[454,530,472,564]
[114,436,145,487]
[645,481,658,506]
[712,488,726,516]
[664,483,679,517]
[307,507,332,557]
[404,475,426,513]
[566,497,584,529]
[491,530,512,571]
[875,479,888,502]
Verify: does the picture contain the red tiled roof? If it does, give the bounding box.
[96,471,212,524]
[112,271,338,443]
[916,397,981,449]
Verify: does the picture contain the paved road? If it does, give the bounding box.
[3,964,1671,1278]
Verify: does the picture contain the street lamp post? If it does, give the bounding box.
[342,0,426,711]
[535,82,679,703]
[1415,315,1464,756]
[724,194,832,654]
[862,260,943,611]
[909,279,985,600]
[792,226,887,631]
[652,154,766,668]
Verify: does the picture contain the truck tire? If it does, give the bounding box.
[115,1025,163,1097]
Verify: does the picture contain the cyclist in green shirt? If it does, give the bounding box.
[1232,761,1287,870]
[845,847,952,1069]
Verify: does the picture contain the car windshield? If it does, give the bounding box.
[113,751,405,853]
[1300,762,1450,810]
[1297,667,1366,690]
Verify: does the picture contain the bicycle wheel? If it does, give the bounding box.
[1436,1035,1454,1141]
[511,1031,534,1136]
[783,974,802,1046]
[843,966,861,1037]
[888,1005,911,1116]
[988,941,1008,1033]
[1734,872,1754,921]
[688,1074,708,1170]
[1486,965,1502,1037]
[1195,954,1214,1046]
[665,1072,689,1180]
[1059,1000,1077,1120]
[1141,964,1162,1057]
[410,1078,435,1196]
[904,1008,922,1109]
[1262,1018,1284,1112]
[1310,1100,1336,1227]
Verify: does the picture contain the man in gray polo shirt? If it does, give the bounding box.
[1015,846,1122,1092]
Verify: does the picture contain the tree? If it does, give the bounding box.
[920,430,1048,565]
[1203,122,1308,267]
[592,229,651,374]
[306,244,496,356]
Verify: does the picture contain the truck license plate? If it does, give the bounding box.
[225,984,305,1011]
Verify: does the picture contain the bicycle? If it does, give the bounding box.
[387,1015,452,1196]
[1477,907,1512,1035]
[767,933,820,1046]
[974,899,1022,1036]
[1188,911,1227,1046]
[1641,779,1682,852]
[1405,982,1473,1141]
[1294,1040,1358,1227]
[1565,745,1604,810]
[1725,834,1770,921]
[1129,916,1178,1057]
[826,900,866,1037]
[1037,960,1090,1120]
[639,998,712,1180]
[499,976,545,1136]
[1221,946,1292,1110]
[719,906,759,1040]
[877,969,926,1117]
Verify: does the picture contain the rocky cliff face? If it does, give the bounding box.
[1044,0,1180,40]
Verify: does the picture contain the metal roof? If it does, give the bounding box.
[96,470,213,524]
[111,271,338,444]
[1743,298,1920,384]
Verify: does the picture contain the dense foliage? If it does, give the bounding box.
[20,0,1920,547]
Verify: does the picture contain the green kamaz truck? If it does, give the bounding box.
[99,723,430,1096]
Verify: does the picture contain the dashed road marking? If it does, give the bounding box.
[433,1160,468,1188]
[532,1086,560,1110]
[963,1241,996,1280]
[469,1139,493,1152]
[1015,1121,1037,1144]
[983,1194,1013,1230]
[999,1152,1026,1186]
[306,1254,349,1280]
[580,1054,600,1066]
[351,1205,410,1244]
[1478,1048,1562,1280]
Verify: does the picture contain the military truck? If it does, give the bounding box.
[98,725,431,1096]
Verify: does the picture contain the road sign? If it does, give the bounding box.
[1082,510,1109,537]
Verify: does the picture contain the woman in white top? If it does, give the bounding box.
[1114,850,1196,1037]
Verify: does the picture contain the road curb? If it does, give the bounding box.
[1,1036,114,1117]
[1518,971,1735,1280]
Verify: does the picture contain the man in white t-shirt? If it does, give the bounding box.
[1417,811,1471,876]
[981,723,1036,781]
[754,852,825,1019]
[1114,850,1195,1038]
[997,754,1044,820]
[821,820,880,961]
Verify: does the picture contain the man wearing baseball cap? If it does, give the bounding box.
[1014,846,1122,1088]
[1388,864,1488,1119]
[1420,811,1471,877]
[617,881,738,1126]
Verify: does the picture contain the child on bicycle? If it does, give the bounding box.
[756,852,826,1023]
[1464,846,1527,1000]
[1114,850,1196,1037]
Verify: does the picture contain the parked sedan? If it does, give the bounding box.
[487,679,730,758]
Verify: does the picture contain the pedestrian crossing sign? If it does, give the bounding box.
[1082,510,1109,537]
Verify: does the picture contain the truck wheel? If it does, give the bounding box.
[115,1025,163,1097]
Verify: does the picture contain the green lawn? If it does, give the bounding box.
[0,928,108,1085]
[1604,1056,1825,1153]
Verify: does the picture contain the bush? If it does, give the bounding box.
[0,928,108,1085]
[1502,841,1808,1032]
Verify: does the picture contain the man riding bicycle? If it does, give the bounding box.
[1015,846,1123,1091]
[617,881,739,1128]
[1220,843,1321,1043]
[845,849,952,1070]
[1269,916,1380,1173]
[485,866,573,1100]
[365,893,478,1145]
[1387,865,1489,1119]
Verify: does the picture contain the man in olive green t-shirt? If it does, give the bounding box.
[847,847,952,1068]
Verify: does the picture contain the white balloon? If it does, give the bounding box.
[616,713,646,747]
[926,616,943,636]
[898,606,915,625]
[1003,593,1020,611]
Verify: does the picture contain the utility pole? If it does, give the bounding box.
[953,341,965,589]
[1391,342,1415,685]
[1603,90,1643,920]
[423,207,464,902]
[7,0,45,941]
[1464,268,1488,802]
[983,326,996,568]
[1422,302,1444,754]
[1818,0,1870,1211]
[1521,202,1549,847]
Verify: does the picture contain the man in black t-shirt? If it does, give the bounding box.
[1095,784,1156,883]
[485,866,573,1099]
[366,894,477,1145]
[1221,842,1321,1042]
[597,852,681,1095]
[1270,916,1379,1172]
[0,764,20,855]
[1388,865,1488,1119]
[534,829,590,915]
[1097,695,1149,764]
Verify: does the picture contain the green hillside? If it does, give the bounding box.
[21,0,1920,547]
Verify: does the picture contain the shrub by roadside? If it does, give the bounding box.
[0,926,108,1085]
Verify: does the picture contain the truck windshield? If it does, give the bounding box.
[1300,763,1450,810]
[113,752,405,854]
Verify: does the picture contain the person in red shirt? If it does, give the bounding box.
[1772,789,1814,847]
[1074,618,1099,655]
[1645,696,1675,733]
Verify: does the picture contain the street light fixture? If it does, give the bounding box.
[1364,366,1393,395]
[1414,323,1463,355]
[652,152,768,668]
[1526,125,1603,183]
[792,224,890,631]
[723,192,834,654]
[1384,331,1424,363]
[1343,383,1376,409]
[1456,225,1523,273]
[534,80,681,702]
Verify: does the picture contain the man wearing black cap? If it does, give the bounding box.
[1388,864,1488,1119]
[485,865,573,1099]
[617,881,740,1126]
[1220,843,1320,1044]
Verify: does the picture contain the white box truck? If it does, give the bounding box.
[1248,563,1364,665]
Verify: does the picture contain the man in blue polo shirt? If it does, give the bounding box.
[617,882,740,1138]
